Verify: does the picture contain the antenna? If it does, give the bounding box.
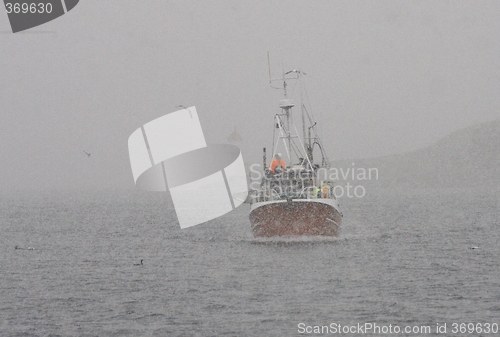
[267,52,272,85]
[282,61,287,98]
[267,52,282,90]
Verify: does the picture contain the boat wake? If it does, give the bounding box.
[243,235,346,246]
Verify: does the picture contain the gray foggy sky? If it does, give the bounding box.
[1,1,499,191]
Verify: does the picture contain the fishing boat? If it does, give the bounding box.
[248,63,342,237]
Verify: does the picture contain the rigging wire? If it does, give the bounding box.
[274,114,302,163]
[302,80,331,165]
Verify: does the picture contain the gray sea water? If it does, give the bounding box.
[1,187,498,337]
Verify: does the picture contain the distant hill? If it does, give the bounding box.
[330,120,500,188]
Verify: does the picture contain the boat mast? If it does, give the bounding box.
[301,76,306,158]
[282,69,292,161]
[268,53,313,167]
[287,70,313,167]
